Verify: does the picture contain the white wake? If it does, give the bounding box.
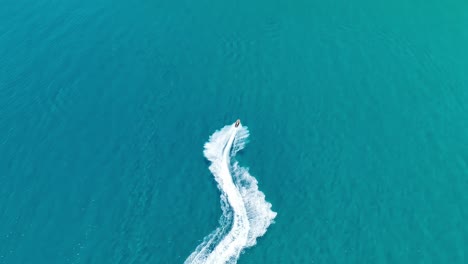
[185,122,277,264]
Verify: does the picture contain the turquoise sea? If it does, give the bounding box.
[1,0,468,263]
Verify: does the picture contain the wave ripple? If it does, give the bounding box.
[185,122,276,264]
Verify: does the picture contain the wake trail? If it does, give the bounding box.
[185,122,277,264]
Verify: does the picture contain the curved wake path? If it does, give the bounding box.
[185,122,277,264]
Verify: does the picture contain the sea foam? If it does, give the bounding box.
[185,123,277,264]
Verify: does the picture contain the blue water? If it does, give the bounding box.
[1,0,468,263]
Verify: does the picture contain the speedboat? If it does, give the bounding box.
[235,119,240,127]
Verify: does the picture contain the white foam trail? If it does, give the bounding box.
[185,123,277,264]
